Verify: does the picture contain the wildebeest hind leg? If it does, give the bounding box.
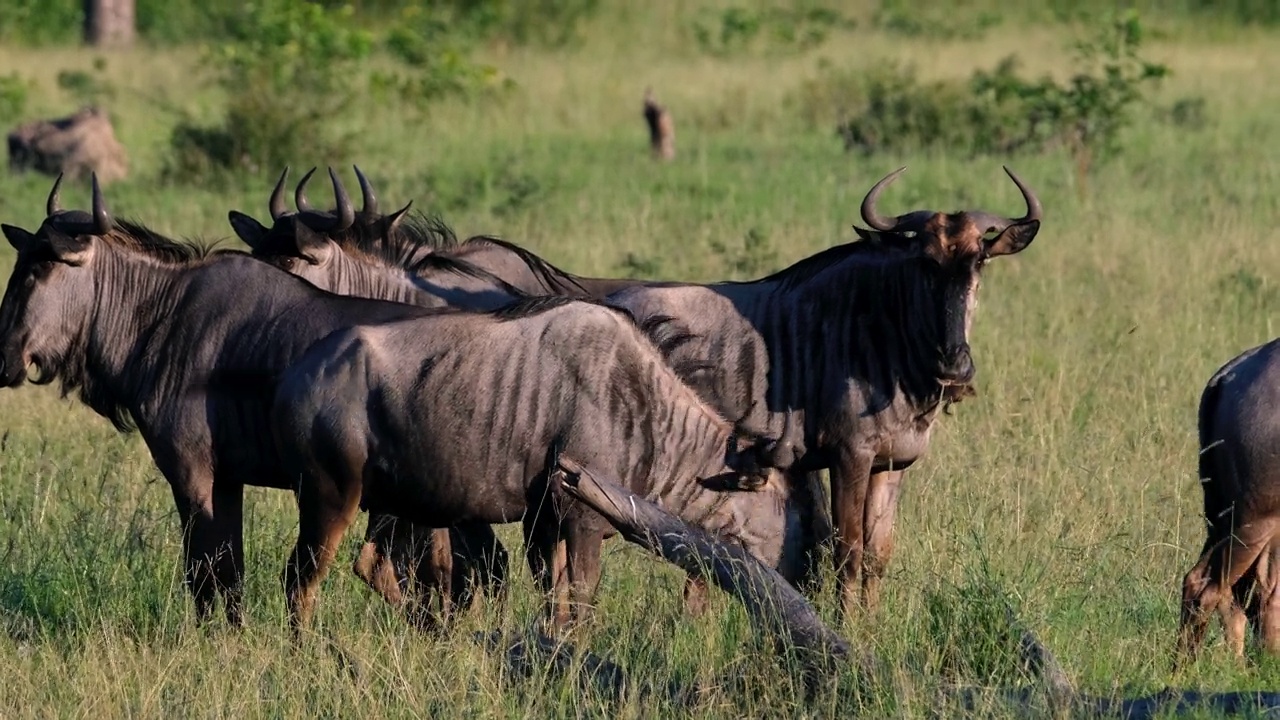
[447,522,509,611]
[861,469,904,612]
[1178,519,1275,662]
[352,514,410,609]
[1254,544,1280,654]
[284,465,363,634]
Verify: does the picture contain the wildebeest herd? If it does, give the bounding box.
[0,165,1270,670]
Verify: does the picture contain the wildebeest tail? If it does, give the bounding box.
[1197,365,1232,535]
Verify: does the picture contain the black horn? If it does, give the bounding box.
[1003,165,1042,224]
[353,165,378,217]
[329,167,355,232]
[967,167,1044,235]
[46,173,64,217]
[91,173,111,235]
[269,167,290,220]
[860,167,908,231]
[295,167,318,213]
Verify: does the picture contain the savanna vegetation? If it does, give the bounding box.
[0,0,1278,716]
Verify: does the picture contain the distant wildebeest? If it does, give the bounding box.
[0,174,523,625]
[606,167,1042,614]
[228,167,818,621]
[1179,338,1280,662]
[268,294,810,631]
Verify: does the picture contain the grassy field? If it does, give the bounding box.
[0,2,1279,717]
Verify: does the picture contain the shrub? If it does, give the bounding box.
[691,4,855,57]
[0,73,30,126]
[165,1,374,180]
[830,12,1176,186]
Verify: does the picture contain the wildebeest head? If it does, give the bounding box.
[853,166,1042,386]
[228,166,418,289]
[0,174,112,387]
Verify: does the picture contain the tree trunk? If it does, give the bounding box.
[83,0,136,48]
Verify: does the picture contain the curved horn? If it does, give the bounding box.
[329,167,355,232]
[860,167,907,231]
[384,200,413,233]
[353,165,378,216]
[269,166,290,220]
[967,167,1044,235]
[1003,166,1042,224]
[295,167,318,213]
[91,173,111,235]
[46,173,64,216]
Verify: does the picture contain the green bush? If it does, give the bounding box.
[830,12,1176,184]
[691,4,854,57]
[0,73,31,126]
[0,0,79,45]
[165,1,374,180]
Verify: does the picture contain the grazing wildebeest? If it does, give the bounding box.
[0,174,523,625]
[230,167,836,614]
[606,167,1042,614]
[270,294,811,631]
[1179,338,1280,662]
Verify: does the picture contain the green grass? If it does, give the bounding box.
[1,2,1279,717]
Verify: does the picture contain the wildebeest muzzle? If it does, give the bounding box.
[938,342,975,385]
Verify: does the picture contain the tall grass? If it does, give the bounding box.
[0,2,1277,716]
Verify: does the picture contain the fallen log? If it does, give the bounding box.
[551,454,864,676]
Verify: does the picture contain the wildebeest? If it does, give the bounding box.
[605,167,1042,613]
[229,168,806,621]
[271,294,810,631]
[0,174,523,625]
[230,166,835,612]
[229,166,644,299]
[1179,338,1280,661]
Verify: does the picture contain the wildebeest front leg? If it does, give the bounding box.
[523,514,570,631]
[829,447,875,617]
[861,468,904,611]
[564,520,605,626]
[167,478,245,626]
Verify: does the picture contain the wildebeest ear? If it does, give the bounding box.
[227,211,269,250]
[45,227,92,265]
[985,219,1040,257]
[292,223,332,264]
[2,224,35,252]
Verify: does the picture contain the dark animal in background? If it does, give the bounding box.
[0,174,499,626]
[606,167,1042,614]
[270,295,811,631]
[1179,338,1280,662]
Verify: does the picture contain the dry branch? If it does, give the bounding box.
[553,456,858,673]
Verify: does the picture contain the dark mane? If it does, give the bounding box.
[332,212,460,268]
[460,235,589,296]
[490,294,589,322]
[733,232,916,291]
[107,220,230,264]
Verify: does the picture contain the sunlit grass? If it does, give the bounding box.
[0,2,1278,716]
